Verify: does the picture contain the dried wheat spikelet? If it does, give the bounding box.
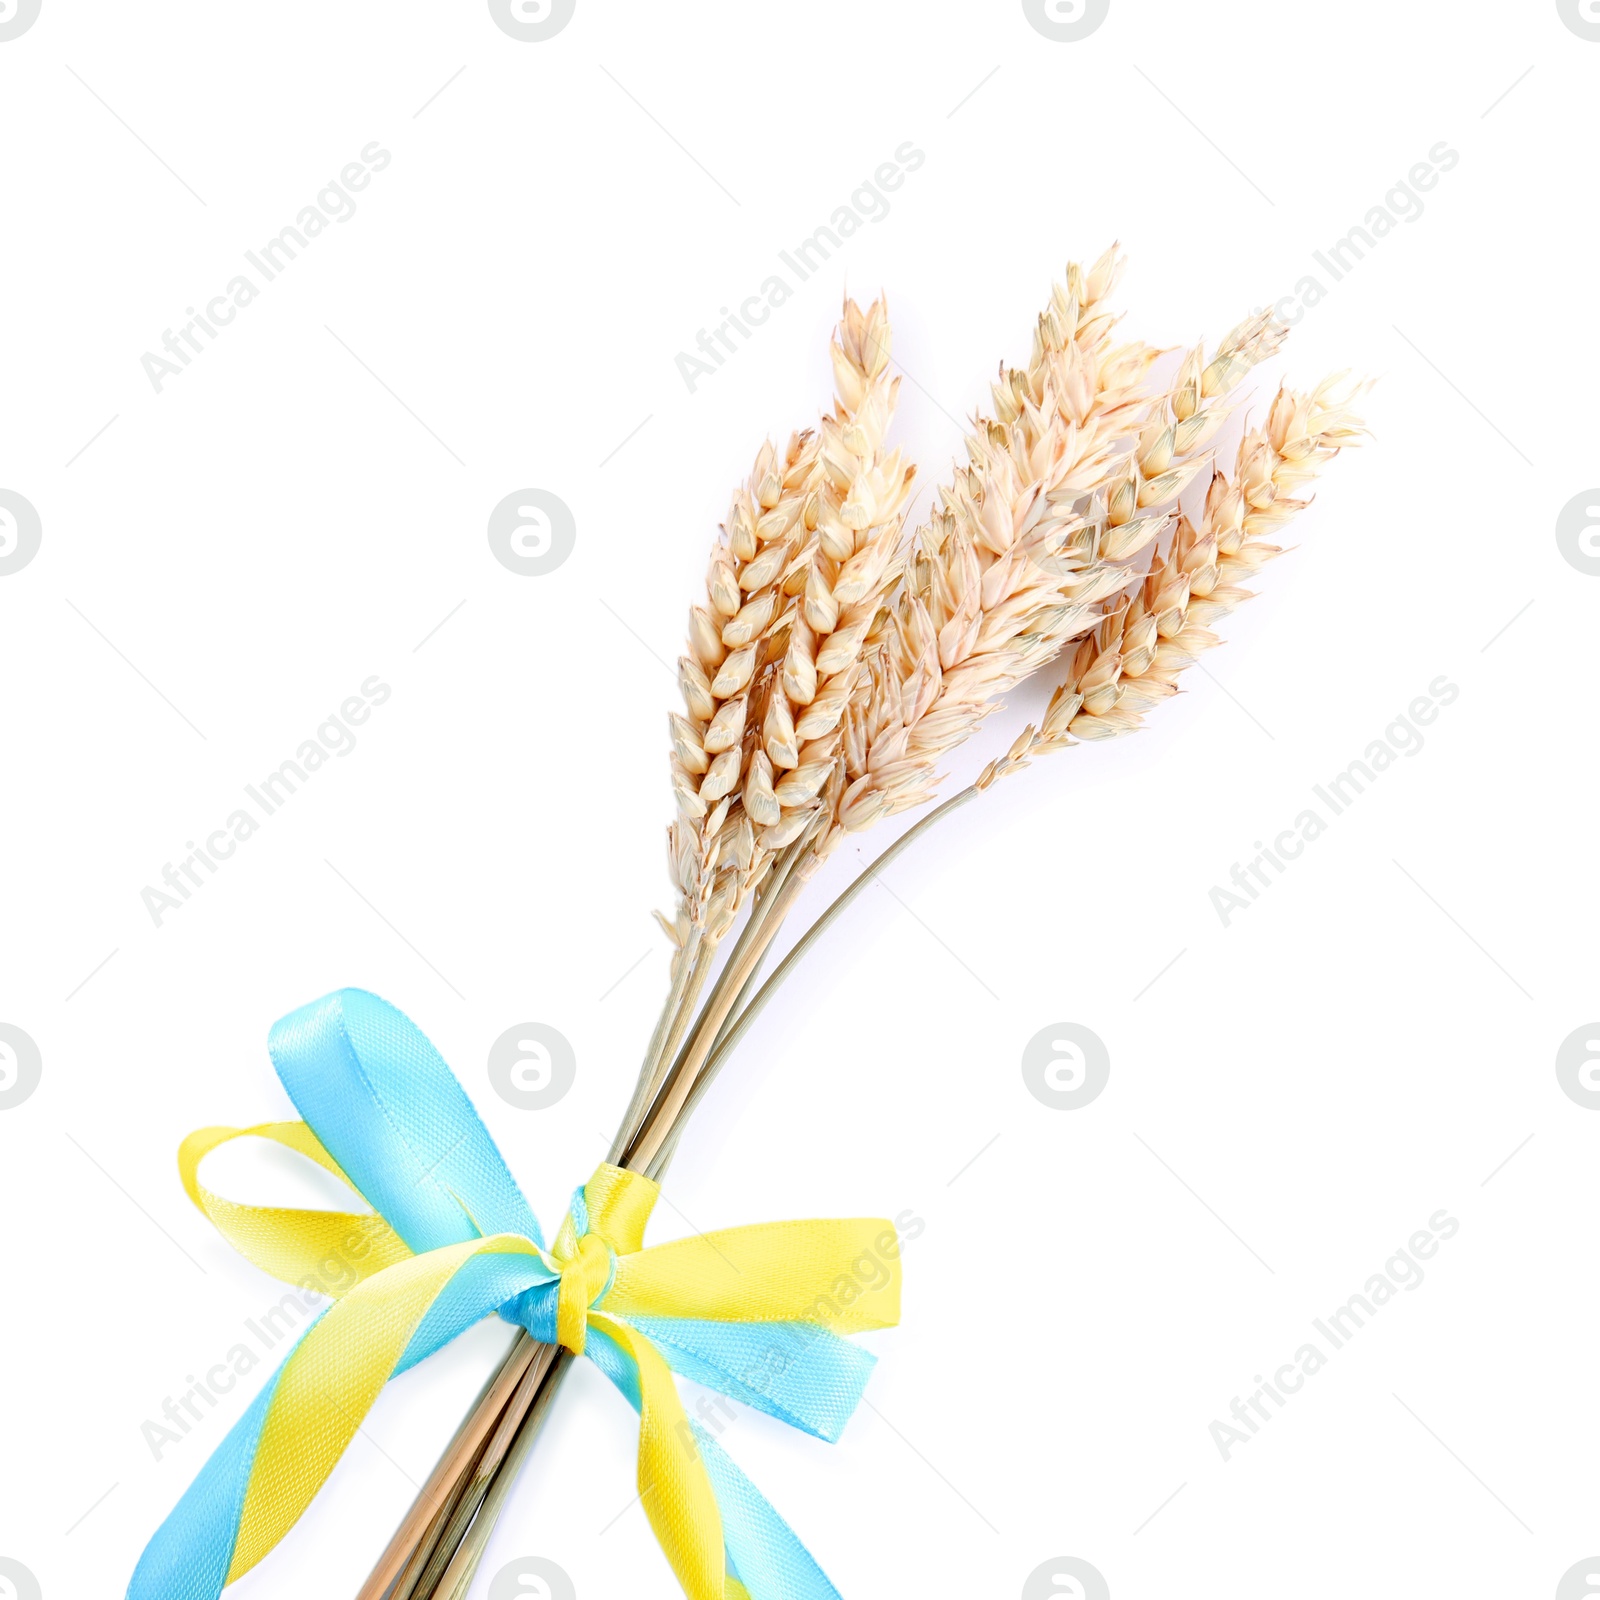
[663,427,822,956]
[756,296,916,851]
[661,297,915,954]
[977,372,1370,781]
[833,247,1285,835]
[829,246,1149,833]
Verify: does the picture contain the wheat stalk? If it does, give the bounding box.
[375,273,1367,1600]
[666,427,822,949]
[751,297,917,850]
[828,247,1148,832]
[834,252,1285,837]
[660,298,915,930]
[1016,373,1371,759]
[617,304,915,1161]
[628,274,1301,1174]
[694,380,1370,1150]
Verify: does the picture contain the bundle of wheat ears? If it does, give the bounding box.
[359,246,1367,1598]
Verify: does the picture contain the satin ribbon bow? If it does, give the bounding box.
[129,988,902,1600]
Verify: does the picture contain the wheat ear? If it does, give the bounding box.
[990,373,1371,769]
[666,428,821,948]
[835,251,1285,833]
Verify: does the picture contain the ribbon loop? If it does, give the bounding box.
[131,989,901,1600]
[177,1121,412,1296]
[267,988,542,1252]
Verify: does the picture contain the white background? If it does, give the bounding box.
[1,3,1596,1597]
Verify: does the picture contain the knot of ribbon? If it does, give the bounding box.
[539,1200,618,1356]
[129,988,902,1600]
